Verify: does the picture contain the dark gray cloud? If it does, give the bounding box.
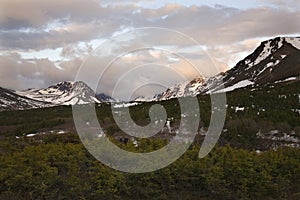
[0,53,81,90]
[1,1,299,51]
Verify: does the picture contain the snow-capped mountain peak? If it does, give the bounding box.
[222,37,300,86]
[145,36,300,101]
[1,36,299,110]
[239,37,300,70]
[153,77,205,101]
[96,93,118,102]
[17,81,99,105]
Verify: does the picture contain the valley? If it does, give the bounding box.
[0,36,300,199]
[0,79,300,199]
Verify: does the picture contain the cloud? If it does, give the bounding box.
[0,0,134,50]
[257,0,300,8]
[0,53,82,90]
[0,0,105,29]
[207,38,265,68]
[1,1,299,51]
[60,43,93,58]
[132,5,300,46]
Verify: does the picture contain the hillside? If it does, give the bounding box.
[0,79,299,199]
[147,37,300,101]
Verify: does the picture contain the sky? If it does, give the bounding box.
[0,0,299,99]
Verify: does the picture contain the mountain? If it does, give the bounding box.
[17,81,100,106]
[95,93,118,102]
[151,37,300,101]
[1,36,299,110]
[0,87,51,111]
[157,77,206,101]
[205,36,300,93]
[132,77,206,102]
[0,81,119,111]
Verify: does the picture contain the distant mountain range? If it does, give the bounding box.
[16,81,99,105]
[0,81,113,111]
[0,36,299,111]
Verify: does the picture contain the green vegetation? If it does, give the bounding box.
[0,81,299,199]
[0,135,299,199]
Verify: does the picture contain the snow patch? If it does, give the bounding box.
[275,77,297,84]
[112,102,139,108]
[26,133,38,137]
[286,37,300,50]
[292,109,300,114]
[281,55,286,59]
[235,107,245,112]
[253,41,272,65]
[213,80,254,94]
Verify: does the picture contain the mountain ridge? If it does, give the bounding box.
[0,36,300,110]
[146,36,300,101]
[0,86,52,111]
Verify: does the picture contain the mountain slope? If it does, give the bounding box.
[158,77,205,100]
[151,37,300,100]
[0,81,119,111]
[0,87,52,111]
[96,93,118,102]
[211,37,300,91]
[17,81,100,106]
